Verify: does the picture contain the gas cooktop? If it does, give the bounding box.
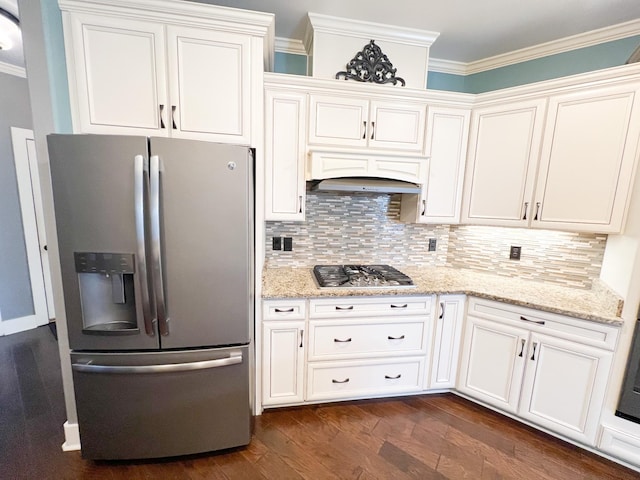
[313,265,415,289]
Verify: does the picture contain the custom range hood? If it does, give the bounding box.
[310,177,420,194]
[307,150,429,194]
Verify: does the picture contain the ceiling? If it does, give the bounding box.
[1,0,640,72]
[198,0,640,63]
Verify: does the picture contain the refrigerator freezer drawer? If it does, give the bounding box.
[71,346,250,460]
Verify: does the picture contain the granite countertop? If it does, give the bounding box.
[262,266,625,326]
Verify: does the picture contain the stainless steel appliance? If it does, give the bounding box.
[616,317,640,423]
[313,265,414,288]
[47,134,254,460]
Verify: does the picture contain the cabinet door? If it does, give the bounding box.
[519,333,613,445]
[402,107,470,224]
[264,89,306,220]
[462,99,546,226]
[166,26,251,143]
[429,295,465,389]
[458,316,528,414]
[368,100,426,152]
[533,85,640,233]
[308,94,369,147]
[64,13,167,135]
[262,321,305,406]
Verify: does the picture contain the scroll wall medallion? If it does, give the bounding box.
[335,40,406,86]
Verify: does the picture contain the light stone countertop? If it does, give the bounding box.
[262,266,625,326]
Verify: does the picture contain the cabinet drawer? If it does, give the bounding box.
[468,297,618,350]
[263,300,306,321]
[308,320,425,360]
[309,296,431,318]
[307,358,424,401]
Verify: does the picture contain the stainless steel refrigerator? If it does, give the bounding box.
[47,134,254,460]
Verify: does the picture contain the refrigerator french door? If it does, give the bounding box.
[47,135,254,459]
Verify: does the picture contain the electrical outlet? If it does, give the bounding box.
[510,245,522,260]
[283,237,293,251]
[428,238,437,252]
[272,237,282,251]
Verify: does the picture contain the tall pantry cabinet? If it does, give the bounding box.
[58,0,274,145]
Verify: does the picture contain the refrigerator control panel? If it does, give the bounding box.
[74,252,135,274]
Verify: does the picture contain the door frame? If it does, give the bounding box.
[1,127,51,336]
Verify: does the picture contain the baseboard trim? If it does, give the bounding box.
[61,421,81,451]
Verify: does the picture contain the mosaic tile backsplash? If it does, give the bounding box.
[265,192,607,289]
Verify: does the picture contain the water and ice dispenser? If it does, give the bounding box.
[74,252,138,334]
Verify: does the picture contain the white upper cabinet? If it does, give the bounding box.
[308,94,427,153]
[532,84,640,232]
[401,106,470,224]
[63,14,168,136]
[463,78,640,233]
[166,26,251,142]
[264,87,307,221]
[59,0,274,144]
[462,99,547,227]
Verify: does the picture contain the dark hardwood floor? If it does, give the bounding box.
[2,325,639,479]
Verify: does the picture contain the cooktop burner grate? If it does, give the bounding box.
[313,264,414,288]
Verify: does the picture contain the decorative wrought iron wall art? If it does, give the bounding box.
[335,40,405,86]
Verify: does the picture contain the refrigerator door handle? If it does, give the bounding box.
[72,350,243,374]
[150,155,169,336]
[134,155,155,336]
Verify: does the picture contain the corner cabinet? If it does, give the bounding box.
[463,78,640,233]
[59,0,274,144]
[428,295,466,389]
[264,86,307,220]
[458,298,618,446]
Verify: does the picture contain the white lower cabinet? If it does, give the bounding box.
[262,300,306,406]
[428,295,466,389]
[306,296,433,402]
[307,357,424,402]
[458,298,617,445]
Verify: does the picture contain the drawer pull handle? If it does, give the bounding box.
[299,329,304,348]
[274,307,295,313]
[390,304,408,309]
[530,342,538,361]
[533,202,541,221]
[439,302,444,319]
[518,339,526,357]
[520,315,545,325]
[335,306,354,311]
[332,378,350,384]
[334,337,352,343]
[522,202,529,220]
[387,335,405,340]
[385,374,402,380]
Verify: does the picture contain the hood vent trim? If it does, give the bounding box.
[310,177,421,194]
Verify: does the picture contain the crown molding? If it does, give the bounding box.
[274,37,306,56]
[428,58,467,75]
[465,18,640,75]
[288,17,640,77]
[0,61,26,78]
[305,12,439,50]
